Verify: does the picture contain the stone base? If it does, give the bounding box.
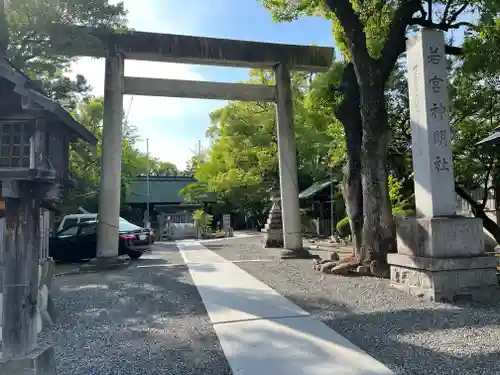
[264,229,284,248]
[0,344,56,375]
[396,216,484,258]
[79,257,131,272]
[280,248,319,259]
[389,254,498,303]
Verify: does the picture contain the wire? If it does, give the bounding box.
[97,219,120,230]
[124,96,134,126]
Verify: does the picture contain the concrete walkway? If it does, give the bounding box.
[177,240,395,375]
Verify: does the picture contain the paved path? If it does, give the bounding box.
[177,240,394,375]
[204,236,500,375]
[51,244,232,375]
[51,237,500,374]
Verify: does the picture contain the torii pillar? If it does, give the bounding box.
[96,50,124,260]
[274,62,313,259]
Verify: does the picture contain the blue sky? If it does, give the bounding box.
[69,0,334,169]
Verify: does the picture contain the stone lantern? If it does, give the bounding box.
[0,57,97,374]
[263,189,284,248]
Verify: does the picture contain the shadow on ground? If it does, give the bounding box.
[204,237,500,375]
[50,239,500,375]
[50,243,232,375]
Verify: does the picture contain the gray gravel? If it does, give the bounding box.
[205,235,500,375]
[49,243,232,375]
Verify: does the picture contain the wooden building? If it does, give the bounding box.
[299,179,343,237]
[123,175,216,227]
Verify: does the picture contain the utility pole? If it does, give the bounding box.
[146,138,151,229]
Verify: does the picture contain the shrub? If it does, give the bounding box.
[193,209,213,231]
[336,216,351,239]
[392,206,415,220]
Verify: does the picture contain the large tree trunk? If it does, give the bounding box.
[358,70,396,269]
[342,159,362,254]
[335,64,363,257]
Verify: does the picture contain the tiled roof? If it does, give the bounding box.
[125,176,197,204]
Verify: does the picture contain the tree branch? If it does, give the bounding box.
[445,45,463,55]
[480,162,494,209]
[447,3,469,25]
[379,0,423,82]
[324,0,373,69]
[442,0,454,22]
[410,16,474,31]
[455,183,479,211]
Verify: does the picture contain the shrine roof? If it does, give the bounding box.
[476,130,500,146]
[0,56,97,145]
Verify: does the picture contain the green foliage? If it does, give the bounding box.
[336,216,351,238]
[5,0,127,109]
[180,182,210,203]
[190,69,337,224]
[60,97,178,213]
[193,209,213,231]
[388,175,403,205]
[388,175,414,216]
[4,1,177,214]
[337,176,412,236]
[260,0,397,59]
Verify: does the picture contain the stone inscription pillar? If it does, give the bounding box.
[387,29,497,302]
[407,28,455,217]
[97,51,125,258]
[274,63,312,259]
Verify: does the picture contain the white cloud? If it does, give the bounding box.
[133,136,211,171]
[69,58,204,120]
[146,139,195,171]
[67,0,218,169]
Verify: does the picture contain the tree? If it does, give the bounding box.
[5,0,127,109]
[150,161,178,176]
[260,0,495,274]
[186,69,336,228]
[62,97,177,214]
[449,46,500,243]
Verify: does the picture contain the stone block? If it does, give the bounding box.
[0,344,56,375]
[387,254,498,271]
[396,216,484,258]
[390,264,498,303]
[265,221,283,230]
[264,229,283,248]
[268,211,282,219]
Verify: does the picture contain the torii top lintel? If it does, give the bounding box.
[49,25,334,72]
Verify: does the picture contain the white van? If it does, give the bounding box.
[57,214,133,232]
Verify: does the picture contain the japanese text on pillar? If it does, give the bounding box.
[427,45,451,173]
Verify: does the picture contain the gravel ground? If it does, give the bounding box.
[49,243,232,375]
[205,235,500,375]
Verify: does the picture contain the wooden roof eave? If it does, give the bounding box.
[0,59,97,146]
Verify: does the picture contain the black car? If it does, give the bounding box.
[49,219,154,262]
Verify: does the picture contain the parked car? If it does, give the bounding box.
[57,213,132,232]
[49,218,154,262]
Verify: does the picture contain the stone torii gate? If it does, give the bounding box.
[49,25,334,259]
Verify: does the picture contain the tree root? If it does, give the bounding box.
[313,254,359,275]
[312,254,390,278]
